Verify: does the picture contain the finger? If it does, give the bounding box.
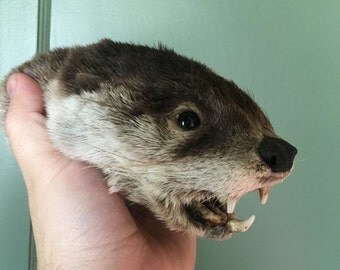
[5,73,47,155]
[6,73,45,115]
[5,73,61,189]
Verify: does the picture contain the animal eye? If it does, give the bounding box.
[177,111,201,131]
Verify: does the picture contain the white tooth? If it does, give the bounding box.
[259,187,270,204]
[227,199,237,213]
[227,215,256,233]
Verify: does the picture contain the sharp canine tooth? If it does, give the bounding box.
[227,215,256,233]
[227,199,237,213]
[259,187,270,204]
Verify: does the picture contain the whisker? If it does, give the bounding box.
[295,157,309,163]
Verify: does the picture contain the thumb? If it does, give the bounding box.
[6,73,45,116]
[5,73,59,189]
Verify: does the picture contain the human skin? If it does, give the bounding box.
[4,73,196,270]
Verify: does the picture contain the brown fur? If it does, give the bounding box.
[0,39,297,239]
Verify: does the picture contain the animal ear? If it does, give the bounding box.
[75,72,103,91]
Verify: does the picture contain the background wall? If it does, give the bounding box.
[0,1,37,269]
[1,0,339,269]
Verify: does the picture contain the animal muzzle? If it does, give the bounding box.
[258,136,298,173]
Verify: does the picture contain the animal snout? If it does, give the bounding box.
[258,136,298,173]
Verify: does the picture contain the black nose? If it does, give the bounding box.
[258,136,298,173]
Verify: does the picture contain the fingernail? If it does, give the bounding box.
[7,76,18,98]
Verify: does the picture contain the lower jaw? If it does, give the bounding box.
[185,205,232,239]
[184,197,256,239]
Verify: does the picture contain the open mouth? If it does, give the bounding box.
[184,187,270,236]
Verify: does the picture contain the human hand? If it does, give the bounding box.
[5,73,196,270]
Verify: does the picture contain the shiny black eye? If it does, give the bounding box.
[177,111,201,131]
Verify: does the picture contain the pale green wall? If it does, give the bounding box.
[1,0,339,269]
[50,1,340,269]
[0,1,37,269]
